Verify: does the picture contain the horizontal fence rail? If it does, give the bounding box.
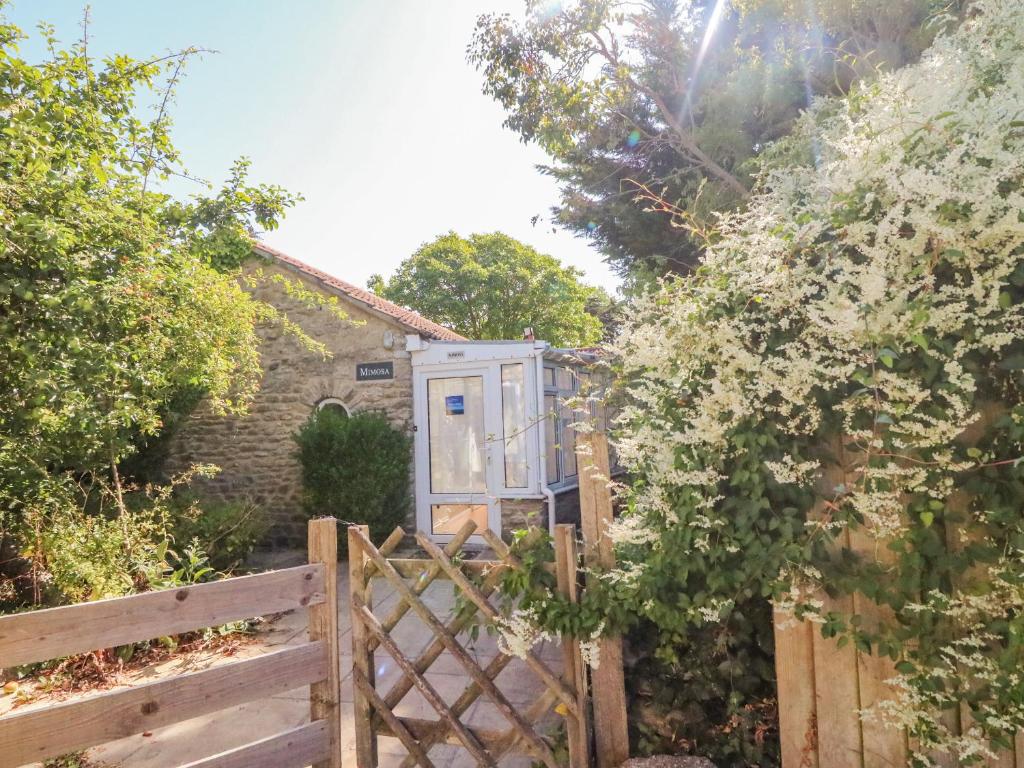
[0,641,327,766]
[0,517,342,768]
[0,563,325,669]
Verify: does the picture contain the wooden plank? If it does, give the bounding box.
[354,528,560,768]
[802,445,861,768]
[857,647,908,768]
[577,430,630,768]
[0,640,327,767]
[773,610,818,768]
[947,502,1016,768]
[848,523,908,768]
[555,524,592,768]
[412,531,579,716]
[308,518,342,768]
[352,596,498,767]
[0,564,325,669]
[961,702,1016,768]
[985,748,1017,768]
[348,525,378,768]
[811,590,863,768]
[178,721,329,768]
[354,667,437,768]
[917,707,961,768]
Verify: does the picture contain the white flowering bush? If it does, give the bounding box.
[607,0,1024,763]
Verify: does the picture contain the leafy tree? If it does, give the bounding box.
[0,13,300,605]
[369,231,606,346]
[470,0,962,281]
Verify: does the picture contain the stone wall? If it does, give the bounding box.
[164,261,416,547]
[496,490,581,538]
[498,498,548,539]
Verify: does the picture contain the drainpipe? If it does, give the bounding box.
[534,344,557,536]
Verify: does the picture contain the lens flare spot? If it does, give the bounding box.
[586,221,598,232]
[536,0,562,22]
[626,129,641,148]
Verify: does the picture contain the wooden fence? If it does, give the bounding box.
[775,540,1024,768]
[0,517,343,768]
[346,521,591,768]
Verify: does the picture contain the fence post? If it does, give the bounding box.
[308,517,342,768]
[555,524,592,768]
[348,524,377,768]
[577,430,630,768]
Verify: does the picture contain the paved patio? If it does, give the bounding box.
[85,568,564,768]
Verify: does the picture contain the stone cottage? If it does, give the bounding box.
[165,243,465,547]
[168,243,601,548]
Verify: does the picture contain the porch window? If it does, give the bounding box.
[500,363,528,488]
[560,398,577,478]
[544,394,559,483]
[543,364,581,487]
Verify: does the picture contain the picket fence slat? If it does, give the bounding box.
[811,591,862,768]
[0,640,327,767]
[0,564,325,668]
[773,609,818,768]
[177,721,330,768]
[848,523,910,768]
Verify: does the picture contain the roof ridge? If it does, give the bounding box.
[252,243,466,342]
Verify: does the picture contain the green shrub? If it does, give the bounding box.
[36,501,170,604]
[168,497,269,573]
[294,409,411,553]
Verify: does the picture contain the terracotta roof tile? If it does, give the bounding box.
[253,243,467,341]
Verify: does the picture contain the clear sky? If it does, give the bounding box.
[5,0,622,294]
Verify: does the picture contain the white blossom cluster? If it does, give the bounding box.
[611,0,1024,759]
[494,606,552,659]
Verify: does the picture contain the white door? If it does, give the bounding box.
[415,368,500,540]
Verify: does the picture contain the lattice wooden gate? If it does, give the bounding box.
[346,521,591,768]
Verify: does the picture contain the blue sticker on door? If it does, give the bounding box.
[445,395,465,415]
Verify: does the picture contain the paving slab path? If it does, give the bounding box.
[82,568,563,768]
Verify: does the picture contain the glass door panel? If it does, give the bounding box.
[427,376,486,494]
[431,503,489,535]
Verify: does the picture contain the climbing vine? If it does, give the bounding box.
[498,2,1024,764]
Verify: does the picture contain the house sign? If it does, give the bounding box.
[356,361,394,381]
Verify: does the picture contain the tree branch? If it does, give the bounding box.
[587,30,750,199]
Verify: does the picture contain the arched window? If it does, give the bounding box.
[316,397,350,418]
